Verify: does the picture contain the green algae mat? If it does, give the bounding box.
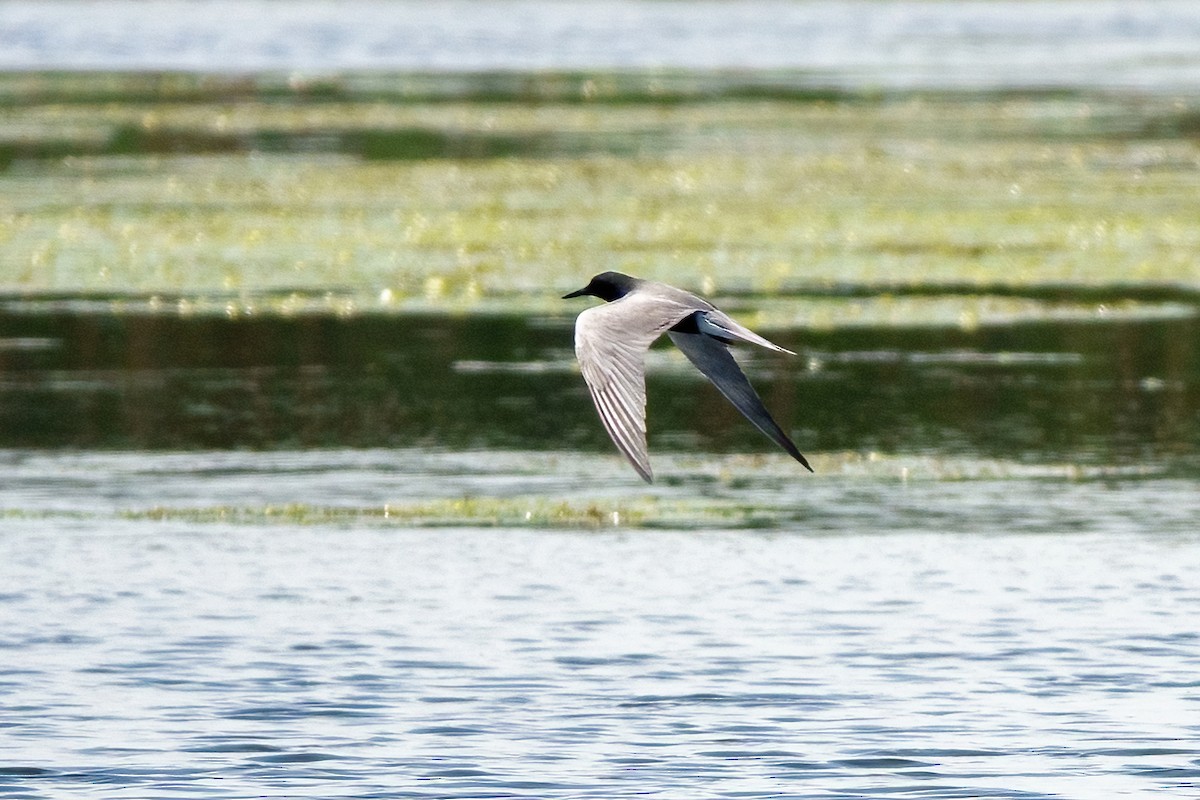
[2,70,1197,321]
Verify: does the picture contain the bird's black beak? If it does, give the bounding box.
[562,286,590,299]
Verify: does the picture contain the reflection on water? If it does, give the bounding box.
[0,302,1196,470]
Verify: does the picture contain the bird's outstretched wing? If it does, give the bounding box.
[669,316,813,472]
[574,293,697,482]
[693,308,796,354]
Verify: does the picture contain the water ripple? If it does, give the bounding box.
[1,463,1198,797]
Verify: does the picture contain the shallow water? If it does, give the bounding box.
[3,0,1200,91]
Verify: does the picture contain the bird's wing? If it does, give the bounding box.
[574,293,698,482]
[694,308,795,354]
[668,328,813,472]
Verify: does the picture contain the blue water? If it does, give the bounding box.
[2,450,1199,798]
[2,0,1200,91]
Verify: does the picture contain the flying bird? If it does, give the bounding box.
[563,271,812,482]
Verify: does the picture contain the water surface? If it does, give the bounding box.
[2,0,1200,91]
[2,466,1200,798]
[2,300,1199,796]
[2,304,1196,469]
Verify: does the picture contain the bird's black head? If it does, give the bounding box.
[562,271,641,302]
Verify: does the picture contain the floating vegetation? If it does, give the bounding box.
[123,497,643,528]
[119,498,789,530]
[1,70,1198,319]
[0,451,1161,532]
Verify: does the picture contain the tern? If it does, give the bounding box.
[564,271,813,482]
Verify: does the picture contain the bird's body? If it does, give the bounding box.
[564,271,812,482]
